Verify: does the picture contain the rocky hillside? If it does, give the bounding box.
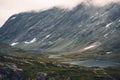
[0,3,120,53]
[0,43,16,56]
[0,55,120,80]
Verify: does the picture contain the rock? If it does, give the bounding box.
[0,68,26,80]
[36,72,54,80]
[95,77,113,80]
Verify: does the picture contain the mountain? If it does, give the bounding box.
[0,3,120,53]
[0,42,16,56]
[0,42,40,58]
[0,42,27,56]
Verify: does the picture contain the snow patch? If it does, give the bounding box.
[11,42,19,46]
[25,38,36,44]
[105,22,112,28]
[83,42,101,50]
[106,52,112,55]
[104,33,108,38]
[119,19,120,22]
[45,34,51,38]
[11,16,16,20]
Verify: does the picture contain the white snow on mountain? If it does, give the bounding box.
[25,38,36,44]
[105,22,112,28]
[11,42,19,46]
[83,42,101,50]
[119,19,120,22]
[45,34,51,39]
[10,17,16,20]
[106,51,112,54]
[104,33,108,38]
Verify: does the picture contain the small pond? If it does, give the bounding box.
[62,60,120,68]
[49,55,64,59]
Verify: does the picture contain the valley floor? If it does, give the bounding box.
[0,55,120,80]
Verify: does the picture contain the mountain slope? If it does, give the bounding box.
[0,3,120,53]
[0,42,42,58]
[0,42,16,56]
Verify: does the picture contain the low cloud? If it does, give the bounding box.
[0,0,120,27]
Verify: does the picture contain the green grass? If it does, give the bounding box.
[0,54,120,80]
[0,44,120,80]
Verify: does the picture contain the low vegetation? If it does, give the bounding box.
[0,54,120,80]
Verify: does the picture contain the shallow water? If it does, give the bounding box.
[49,55,120,67]
[62,60,120,67]
[49,55,64,59]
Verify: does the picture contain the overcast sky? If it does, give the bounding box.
[0,0,120,27]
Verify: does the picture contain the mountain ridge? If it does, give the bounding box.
[0,3,120,53]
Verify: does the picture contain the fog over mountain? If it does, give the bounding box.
[0,1,120,80]
[0,2,120,53]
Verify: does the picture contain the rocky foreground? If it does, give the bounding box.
[0,55,120,80]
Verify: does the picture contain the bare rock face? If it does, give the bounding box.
[0,68,25,80]
[0,3,120,53]
[36,72,55,80]
[95,77,113,80]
